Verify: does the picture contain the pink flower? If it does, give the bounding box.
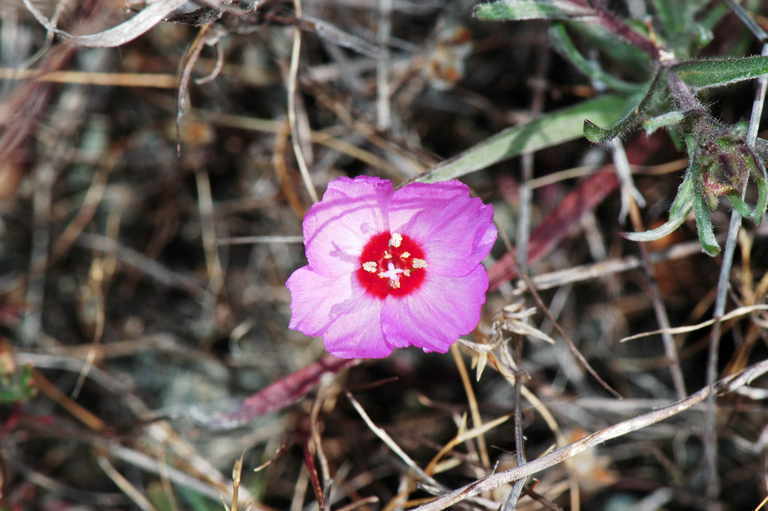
[286,176,496,358]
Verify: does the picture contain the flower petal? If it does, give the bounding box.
[387,180,469,233]
[381,266,488,353]
[322,293,390,358]
[289,176,496,359]
[286,266,356,336]
[399,190,496,277]
[303,177,391,276]
[287,265,394,358]
[321,175,392,202]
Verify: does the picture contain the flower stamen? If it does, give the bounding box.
[378,262,406,286]
[357,231,427,299]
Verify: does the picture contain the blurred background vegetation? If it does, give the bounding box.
[2,0,768,510]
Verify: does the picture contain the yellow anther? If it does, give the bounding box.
[400,251,410,259]
[389,233,403,248]
[412,258,427,269]
[362,261,378,273]
[383,250,393,259]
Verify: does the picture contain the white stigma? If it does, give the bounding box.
[378,261,406,288]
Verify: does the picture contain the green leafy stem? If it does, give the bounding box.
[471,0,768,256]
[579,40,768,256]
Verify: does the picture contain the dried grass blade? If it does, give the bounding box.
[425,412,512,475]
[300,16,382,58]
[620,304,768,343]
[346,391,442,490]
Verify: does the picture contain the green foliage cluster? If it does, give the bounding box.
[470,0,768,255]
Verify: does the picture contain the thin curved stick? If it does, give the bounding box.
[288,0,319,203]
[620,304,768,343]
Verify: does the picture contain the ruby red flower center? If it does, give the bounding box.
[357,231,427,299]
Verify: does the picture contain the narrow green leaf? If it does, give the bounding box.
[622,206,691,242]
[651,0,688,37]
[649,0,715,58]
[674,56,768,90]
[725,194,756,219]
[694,192,720,256]
[416,94,629,183]
[643,111,685,135]
[748,153,768,224]
[752,175,768,224]
[569,22,650,71]
[583,119,615,143]
[473,0,592,21]
[734,143,768,223]
[549,24,639,93]
[583,71,665,143]
[624,167,694,242]
[669,172,695,217]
